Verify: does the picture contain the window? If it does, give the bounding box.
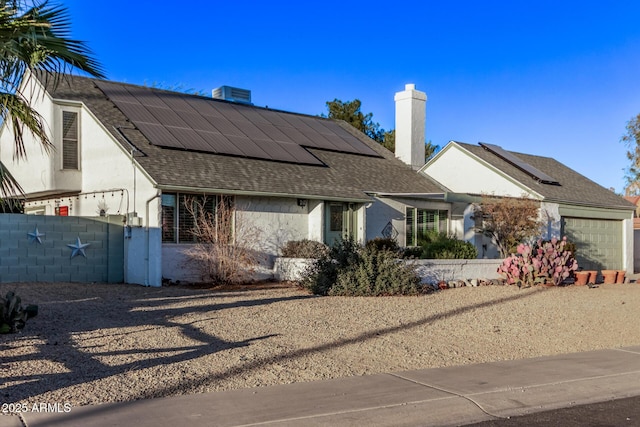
[405,207,448,246]
[329,204,343,232]
[62,111,79,170]
[161,193,229,243]
[161,194,177,243]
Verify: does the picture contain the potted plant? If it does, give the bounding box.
[584,270,598,284]
[574,271,589,286]
[601,270,617,284]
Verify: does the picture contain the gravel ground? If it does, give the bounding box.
[1,281,640,410]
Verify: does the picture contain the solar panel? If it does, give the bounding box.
[95,80,382,166]
[255,139,298,163]
[123,85,167,108]
[256,109,291,127]
[165,127,214,152]
[195,131,244,156]
[254,122,293,143]
[226,135,272,159]
[112,101,158,123]
[185,97,226,118]
[97,81,136,104]
[232,120,269,140]
[174,110,219,133]
[479,142,560,185]
[135,122,185,149]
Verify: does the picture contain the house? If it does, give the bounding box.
[421,141,636,272]
[0,74,448,286]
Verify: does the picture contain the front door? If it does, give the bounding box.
[325,202,357,245]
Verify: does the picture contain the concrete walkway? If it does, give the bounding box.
[4,346,640,427]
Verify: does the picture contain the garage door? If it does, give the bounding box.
[561,217,622,270]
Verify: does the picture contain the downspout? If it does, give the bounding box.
[145,191,161,286]
[113,126,139,220]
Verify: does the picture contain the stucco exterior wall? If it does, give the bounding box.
[0,78,55,192]
[541,201,562,239]
[365,198,405,244]
[160,196,309,284]
[634,229,640,273]
[307,200,323,241]
[236,196,308,256]
[623,217,634,274]
[0,76,158,225]
[423,144,536,197]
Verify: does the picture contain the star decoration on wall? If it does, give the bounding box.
[27,226,45,244]
[67,237,90,258]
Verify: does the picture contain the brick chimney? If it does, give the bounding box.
[394,84,426,170]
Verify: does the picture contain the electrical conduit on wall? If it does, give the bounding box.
[145,191,161,286]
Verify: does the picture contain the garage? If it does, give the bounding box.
[562,217,623,271]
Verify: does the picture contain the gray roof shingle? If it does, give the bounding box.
[457,142,634,210]
[44,74,444,201]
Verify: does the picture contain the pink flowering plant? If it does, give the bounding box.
[498,237,578,287]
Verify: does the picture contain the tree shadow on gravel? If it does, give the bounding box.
[129,288,542,401]
[0,285,312,403]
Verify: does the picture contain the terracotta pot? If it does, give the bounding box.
[574,271,589,286]
[616,270,626,284]
[585,270,598,284]
[601,270,617,285]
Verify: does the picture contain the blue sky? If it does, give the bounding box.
[63,1,640,193]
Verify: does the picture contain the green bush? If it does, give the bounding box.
[422,234,478,259]
[301,238,422,296]
[402,232,477,259]
[365,237,400,253]
[280,239,329,259]
[402,246,423,259]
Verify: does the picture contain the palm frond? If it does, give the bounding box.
[0,90,52,159]
[0,159,24,200]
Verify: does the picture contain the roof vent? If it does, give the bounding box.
[212,86,252,105]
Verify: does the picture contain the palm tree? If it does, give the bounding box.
[0,0,104,206]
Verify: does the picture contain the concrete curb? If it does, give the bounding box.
[4,346,640,427]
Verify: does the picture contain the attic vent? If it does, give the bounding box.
[212,85,252,105]
[479,142,560,185]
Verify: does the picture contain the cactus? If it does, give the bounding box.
[498,237,578,287]
[0,291,38,334]
[533,237,578,286]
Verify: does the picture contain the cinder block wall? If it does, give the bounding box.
[0,214,124,283]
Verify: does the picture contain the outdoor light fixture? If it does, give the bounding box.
[297,198,307,208]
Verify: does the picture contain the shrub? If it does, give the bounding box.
[280,239,329,259]
[420,233,478,259]
[1,291,38,334]
[401,246,423,259]
[473,195,544,258]
[497,236,578,287]
[401,232,477,259]
[183,196,262,284]
[301,238,422,296]
[365,237,400,253]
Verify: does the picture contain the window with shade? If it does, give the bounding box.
[62,111,79,170]
[405,208,448,246]
[161,193,231,243]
